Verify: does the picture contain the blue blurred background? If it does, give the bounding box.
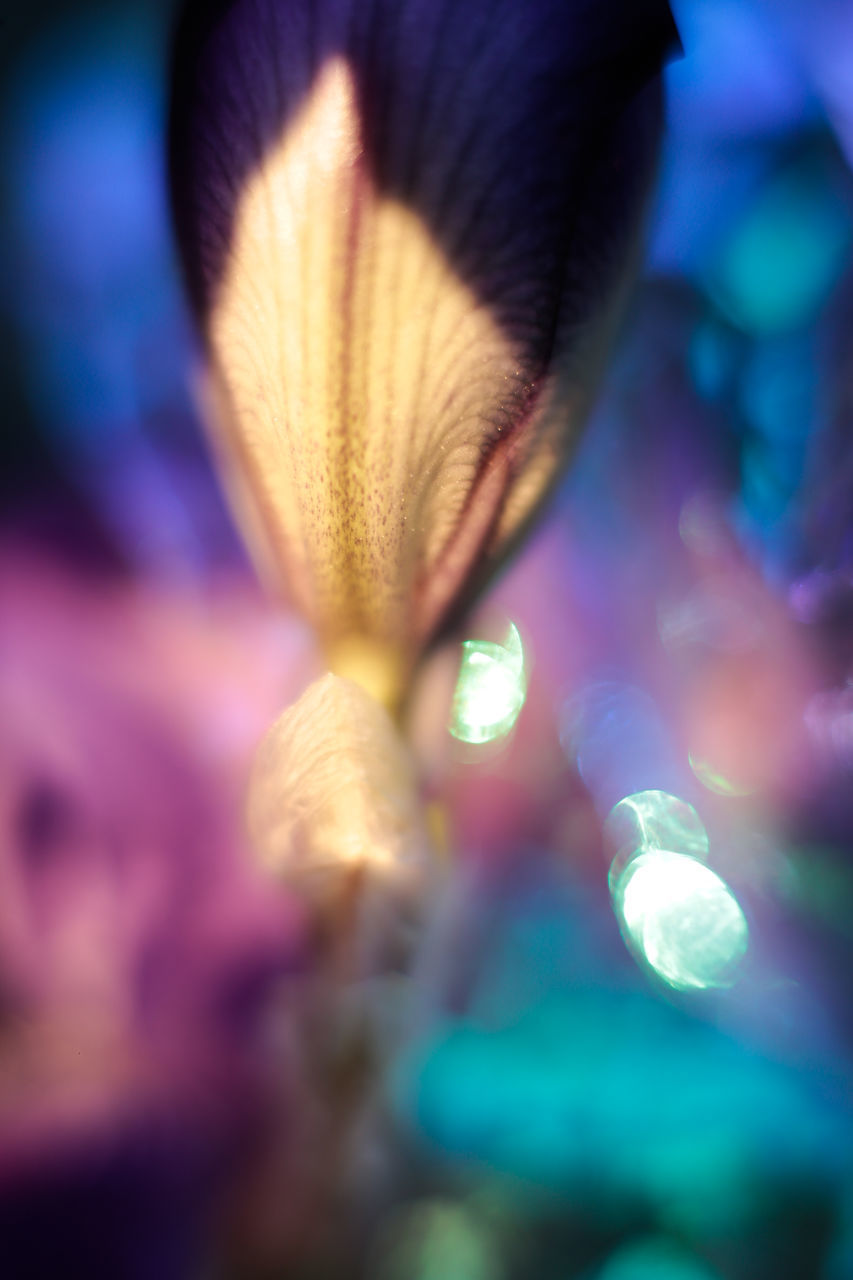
[2,2,853,1278]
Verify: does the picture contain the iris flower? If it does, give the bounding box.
[171,0,677,688]
[169,0,678,933]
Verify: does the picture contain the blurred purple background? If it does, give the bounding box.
[2,2,853,1278]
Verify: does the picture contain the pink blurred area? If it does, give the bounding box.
[0,550,318,1182]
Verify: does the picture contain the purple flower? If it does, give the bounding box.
[170,0,678,701]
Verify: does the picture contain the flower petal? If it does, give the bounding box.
[247,672,434,969]
[171,0,678,683]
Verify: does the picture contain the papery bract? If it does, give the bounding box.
[170,0,678,697]
[247,672,433,969]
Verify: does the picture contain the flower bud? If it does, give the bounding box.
[170,0,678,697]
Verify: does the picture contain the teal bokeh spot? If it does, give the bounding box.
[709,160,851,335]
[393,991,851,1227]
[594,1236,721,1280]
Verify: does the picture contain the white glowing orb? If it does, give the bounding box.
[449,622,526,745]
[614,849,748,991]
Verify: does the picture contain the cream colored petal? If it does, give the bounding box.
[207,58,542,686]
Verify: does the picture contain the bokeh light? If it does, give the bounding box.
[449,622,527,746]
[707,155,852,336]
[593,1235,721,1280]
[612,849,748,991]
[395,983,850,1220]
[604,790,710,866]
[372,1200,500,1280]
